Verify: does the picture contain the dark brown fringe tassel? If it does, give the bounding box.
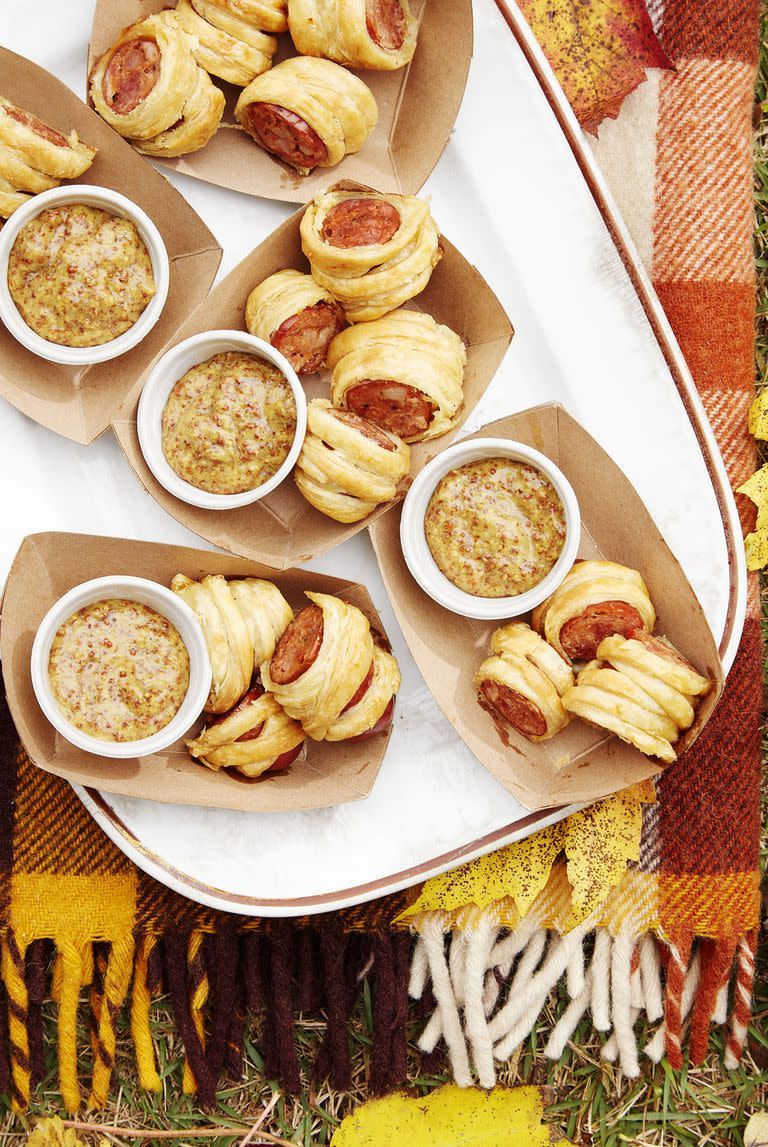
[163,930,217,1107]
[0,976,10,1099]
[25,939,49,1087]
[205,921,239,1081]
[243,932,266,1014]
[262,923,301,1093]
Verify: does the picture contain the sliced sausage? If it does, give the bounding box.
[269,603,324,685]
[272,299,345,375]
[559,601,644,662]
[102,38,162,115]
[365,0,407,50]
[332,408,398,451]
[242,103,328,171]
[5,104,68,147]
[479,680,547,739]
[320,197,401,248]
[341,660,374,713]
[349,696,395,742]
[345,380,436,439]
[629,629,697,672]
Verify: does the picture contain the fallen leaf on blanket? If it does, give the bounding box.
[518,0,673,135]
[27,1117,109,1147]
[393,782,654,929]
[745,1112,768,1147]
[748,390,768,439]
[563,778,655,926]
[330,1084,575,1146]
[737,465,768,570]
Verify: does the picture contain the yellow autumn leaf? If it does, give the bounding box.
[737,465,768,570]
[518,0,672,135]
[563,779,655,927]
[745,1112,768,1147]
[394,782,653,929]
[27,1118,109,1147]
[748,390,768,440]
[330,1084,575,1147]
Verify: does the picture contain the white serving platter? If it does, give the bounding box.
[0,0,745,915]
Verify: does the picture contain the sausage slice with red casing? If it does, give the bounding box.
[558,601,645,662]
[365,0,408,49]
[479,679,548,739]
[241,102,328,171]
[268,604,324,685]
[344,380,438,440]
[272,300,345,375]
[320,197,401,248]
[102,38,162,115]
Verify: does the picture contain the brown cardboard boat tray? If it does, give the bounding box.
[87,0,472,203]
[0,532,393,812]
[369,403,725,811]
[0,47,222,445]
[112,181,514,569]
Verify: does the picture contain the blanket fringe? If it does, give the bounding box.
[407,917,756,1085]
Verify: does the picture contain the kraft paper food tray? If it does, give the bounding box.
[87,0,472,204]
[0,532,393,813]
[370,403,725,811]
[0,47,222,446]
[112,182,514,568]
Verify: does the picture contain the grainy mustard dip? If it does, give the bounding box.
[48,599,190,742]
[424,458,566,598]
[161,351,297,495]
[7,203,155,347]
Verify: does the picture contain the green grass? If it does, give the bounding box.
[2,16,768,1147]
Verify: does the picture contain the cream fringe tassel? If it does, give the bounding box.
[408,914,753,1083]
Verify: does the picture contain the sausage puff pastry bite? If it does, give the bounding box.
[187,684,305,777]
[328,309,466,442]
[0,177,30,220]
[261,591,375,740]
[90,12,200,141]
[135,67,225,158]
[596,631,711,731]
[174,0,278,86]
[245,269,346,375]
[562,660,679,762]
[288,0,418,71]
[325,638,400,741]
[301,190,441,321]
[295,399,410,522]
[475,622,574,742]
[235,57,377,174]
[0,98,96,180]
[532,560,656,664]
[201,0,288,33]
[0,142,58,194]
[172,573,292,712]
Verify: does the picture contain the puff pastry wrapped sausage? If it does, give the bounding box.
[295,398,410,522]
[245,270,345,375]
[172,573,292,712]
[0,98,96,180]
[328,309,466,442]
[301,190,441,321]
[288,0,418,70]
[475,622,574,742]
[90,13,201,141]
[561,632,711,762]
[174,0,277,85]
[235,57,377,174]
[532,560,656,663]
[187,684,305,777]
[0,177,30,220]
[261,592,376,740]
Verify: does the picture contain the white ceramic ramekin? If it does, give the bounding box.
[137,329,308,511]
[0,184,169,366]
[30,576,212,760]
[400,437,581,621]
